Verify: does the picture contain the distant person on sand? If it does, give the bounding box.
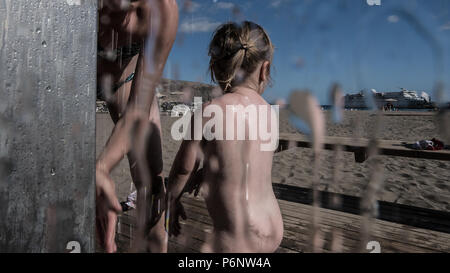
[167,21,283,252]
[95,0,178,253]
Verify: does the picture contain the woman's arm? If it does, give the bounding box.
[97,0,178,184]
[95,0,179,252]
[127,0,179,115]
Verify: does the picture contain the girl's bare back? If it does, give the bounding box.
[168,21,283,253]
[200,89,283,253]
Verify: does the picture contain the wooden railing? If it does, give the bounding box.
[277,133,450,163]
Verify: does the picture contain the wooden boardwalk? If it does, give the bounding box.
[277,133,450,163]
[114,194,450,253]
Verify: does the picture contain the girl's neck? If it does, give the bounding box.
[231,85,263,97]
[231,77,264,94]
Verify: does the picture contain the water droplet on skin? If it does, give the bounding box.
[46,86,52,92]
[50,168,56,176]
[42,41,47,48]
[35,28,41,34]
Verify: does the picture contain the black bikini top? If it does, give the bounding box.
[98,42,142,61]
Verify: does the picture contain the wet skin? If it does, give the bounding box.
[168,62,284,252]
[96,0,178,253]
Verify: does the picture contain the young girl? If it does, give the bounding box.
[168,21,283,253]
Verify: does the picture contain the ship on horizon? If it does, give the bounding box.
[344,88,435,109]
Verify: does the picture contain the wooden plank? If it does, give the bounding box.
[273,183,450,234]
[277,133,450,162]
[114,194,449,253]
[119,194,450,251]
[181,196,449,253]
[278,201,449,252]
[380,112,436,117]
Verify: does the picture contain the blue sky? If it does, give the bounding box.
[163,0,450,104]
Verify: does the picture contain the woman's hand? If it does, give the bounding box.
[184,168,203,197]
[95,168,122,253]
[95,110,147,253]
[168,199,187,237]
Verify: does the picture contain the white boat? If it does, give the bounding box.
[344,88,434,109]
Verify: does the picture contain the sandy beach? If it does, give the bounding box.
[275,110,450,212]
[96,109,450,213]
